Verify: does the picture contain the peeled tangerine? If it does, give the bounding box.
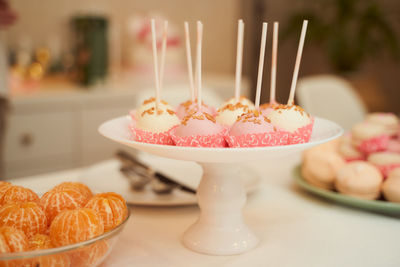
[0,202,47,238]
[0,182,12,202]
[49,208,104,247]
[49,208,107,267]
[0,226,28,253]
[29,234,71,267]
[0,185,40,205]
[41,183,93,223]
[85,192,128,232]
[0,226,29,267]
[53,182,93,201]
[70,241,110,267]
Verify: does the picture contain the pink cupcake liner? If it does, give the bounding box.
[130,125,174,145]
[170,129,227,147]
[225,131,289,148]
[375,163,400,178]
[284,119,315,145]
[357,135,390,154]
[129,109,136,120]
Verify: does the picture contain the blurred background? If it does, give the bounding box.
[0,0,399,179]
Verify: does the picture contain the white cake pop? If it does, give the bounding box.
[136,97,174,118]
[267,104,312,132]
[136,107,179,133]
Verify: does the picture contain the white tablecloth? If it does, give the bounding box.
[9,154,400,267]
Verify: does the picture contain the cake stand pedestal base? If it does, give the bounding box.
[182,163,259,255]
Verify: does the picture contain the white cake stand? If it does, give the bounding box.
[99,116,343,255]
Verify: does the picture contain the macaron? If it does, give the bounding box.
[382,168,400,203]
[335,161,383,200]
[365,112,399,136]
[338,135,364,161]
[367,152,400,177]
[351,122,389,154]
[351,122,387,146]
[302,150,346,190]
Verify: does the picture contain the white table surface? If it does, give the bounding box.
[8,153,400,267]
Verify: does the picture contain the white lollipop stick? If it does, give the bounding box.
[196,21,203,112]
[150,19,160,109]
[184,22,195,101]
[270,22,278,104]
[287,20,308,105]
[255,22,268,109]
[234,19,244,103]
[159,21,168,95]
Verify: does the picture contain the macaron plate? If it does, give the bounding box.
[293,165,400,216]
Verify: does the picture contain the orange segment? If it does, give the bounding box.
[0,226,28,253]
[1,185,39,205]
[53,182,93,201]
[0,202,47,238]
[40,188,89,224]
[28,234,71,267]
[49,208,104,247]
[85,192,128,231]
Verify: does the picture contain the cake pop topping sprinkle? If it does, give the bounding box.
[143,97,168,105]
[167,109,175,115]
[181,112,216,125]
[272,104,310,117]
[236,111,269,125]
[218,102,249,112]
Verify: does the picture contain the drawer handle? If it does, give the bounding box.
[20,133,34,147]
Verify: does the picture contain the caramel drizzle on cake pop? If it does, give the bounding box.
[141,107,176,117]
[143,97,168,105]
[217,102,249,113]
[181,111,216,125]
[236,110,265,125]
[181,99,210,113]
[272,103,310,117]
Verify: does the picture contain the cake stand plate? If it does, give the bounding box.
[99,116,343,255]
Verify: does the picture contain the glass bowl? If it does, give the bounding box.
[0,208,131,267]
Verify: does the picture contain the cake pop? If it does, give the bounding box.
[175,22,216,119]
[132,20,179,145]
[171,22,226,147]
[226,23,288,147]
[266,21,314,144]
[133,97,173,120]
[216,20,254,126]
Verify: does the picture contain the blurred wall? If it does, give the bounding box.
[6,0,241,74]
[243,0,400,113]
